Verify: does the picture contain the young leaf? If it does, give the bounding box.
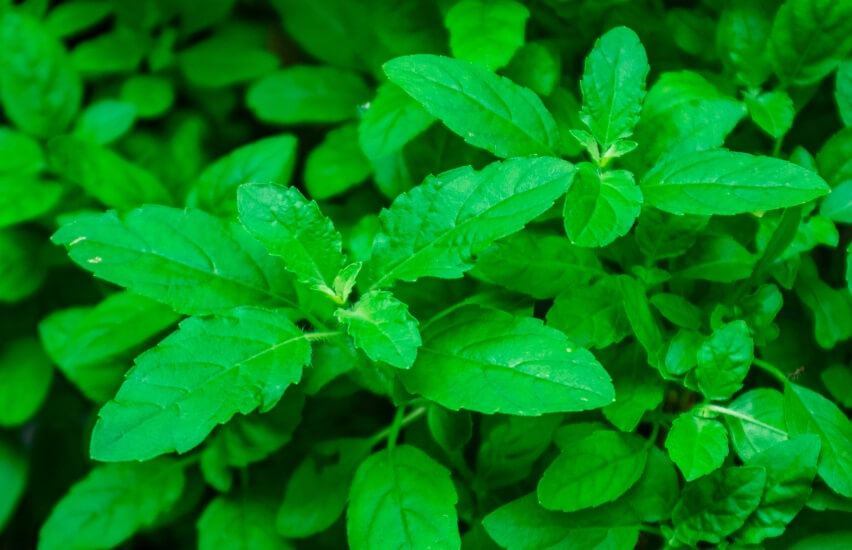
[198,496,289,550]
[0,338,53,428]
[52,206,298,316]
[401,305,614,415]
[358,82,435,160]
[188,134,298,217]
[665,414,729,481]
[368,156,575,288]
[89,307,311,461]
[642,149,830,216]
[347,445,460,550]
[736,435,821,544]
[444,0,529,71]
[38,459,185,550]
[695,321,754,400]
[745,90,795,140]
[38,292,180,403]
[238,183,344,293]
[672,466,767,546]
[538,430,648,512]
[246,65,370,124]
[579,26,649,148]
[383,54,560,158]
[336,290,421,369]
[784,383,852,497]
[563,164,642,248]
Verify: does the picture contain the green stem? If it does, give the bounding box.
[639,524,663,536]
[771,136,784,157]
[305,330,342,342]
[176,454,201,469]
[753,357,790,386]
[368,406,427,449]
[386,407,407,454]
[701,404,788,437]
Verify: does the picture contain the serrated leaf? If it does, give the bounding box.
[784,383,852,497]
[538,430,648,512]
[238,184,344,292]
[602,346,664,431]
[38,459,184,550]
[563,164,642,248]
[384,54,560,158]
[347,445,460,550]
[401,305,614,415]
[642,150,830,216]
[52,205,298,316]
[444,0,529,72]
[368,156,574,288]
[336,290,421,369]
[665,414,729,481]
[579,26,648,148]
[89,307,311,461]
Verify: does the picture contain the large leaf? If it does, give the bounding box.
[89,307,311,461]
[400,305,615,415]
[579,26,648,148]
[347,445,460,550]
[384,54,560,157]
[642,149,830,216]
[52,206,298,316]
[368,156,574,288]
[38,459,184,550]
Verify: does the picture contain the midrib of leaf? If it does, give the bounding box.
[341,310,408,360]
[600,44,623,146]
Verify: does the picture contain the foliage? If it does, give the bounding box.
[0,0,850,549]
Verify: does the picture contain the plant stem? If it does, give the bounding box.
[386,407,407,454]
[753,357,790,385]
[701,404,788,437]
[305,330,342,341]
[639,524,663,536]
[368,406,427,448]
[176,454,201,469]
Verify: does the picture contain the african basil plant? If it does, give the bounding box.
[1,0,851,548]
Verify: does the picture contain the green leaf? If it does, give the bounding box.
[72,99,136,145]
[178,31,278,88]
[48,135,171,210]
[70,27,147,75]
[538,430,648,512]
[277,438,371,539]
[819,180,852,223]
[784,383,852,497]
[38,459,185,550]
[383,54,560,158]
[246,65,370,124]
[650,293,702,330]
[768,0,852,86]
[664,329,703,377]
[0,228,46,303]
[716,0,774,88]
[0,11,82,137]
[45,1,113,38]
[695,321,754,401]
[472,229,602,300]
[38,291,180,403]
[347,445,460,550]
[400,305,614,415]
[745,90,794,140]
[119,75,174,119]
[51,205,298,316]
[0,437,27,531]
[794,256,852,349]
[642,149,830,216]
[665,414,729,481]
[368,156,574,288]
[198,496,291,550]
[89,307,311,461]
[336,290,421,369]
[602,346,664,431]
[618,275,665,370]
[0,338,52,428]
[635,208,709,262]
[444,0,529,71]
[563,164,642,248]
[817,128,852,185]
[736,435,821,544]
[791,532,852,550]
[837,60,852,126]
[579,26,648,148]
[427,405,472,453]
[503,41,562,97]
[725,389,789,462]
[238,184,344,292]
[0,174,62,228]
[476,415,563,489]
[672,466,767,546]
[358,82,435,160]
[677,235,754,283]
[304,123,372,200]
[188,134,298,217]
[0,126,44,174]
[820,364,852,408]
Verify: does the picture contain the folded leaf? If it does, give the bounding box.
[368,156,574,288]
[347,445,460,550]
[52,205,298,316]
[90,307,311,461]
[642,149,830,215]
[400,305,614,415]
[384,54,559,157]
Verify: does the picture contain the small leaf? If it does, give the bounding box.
[745,90,794,139]
[198,496,291,550]
[444,0,529,71]
[695,321,754,401]
[665,414,729,481]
